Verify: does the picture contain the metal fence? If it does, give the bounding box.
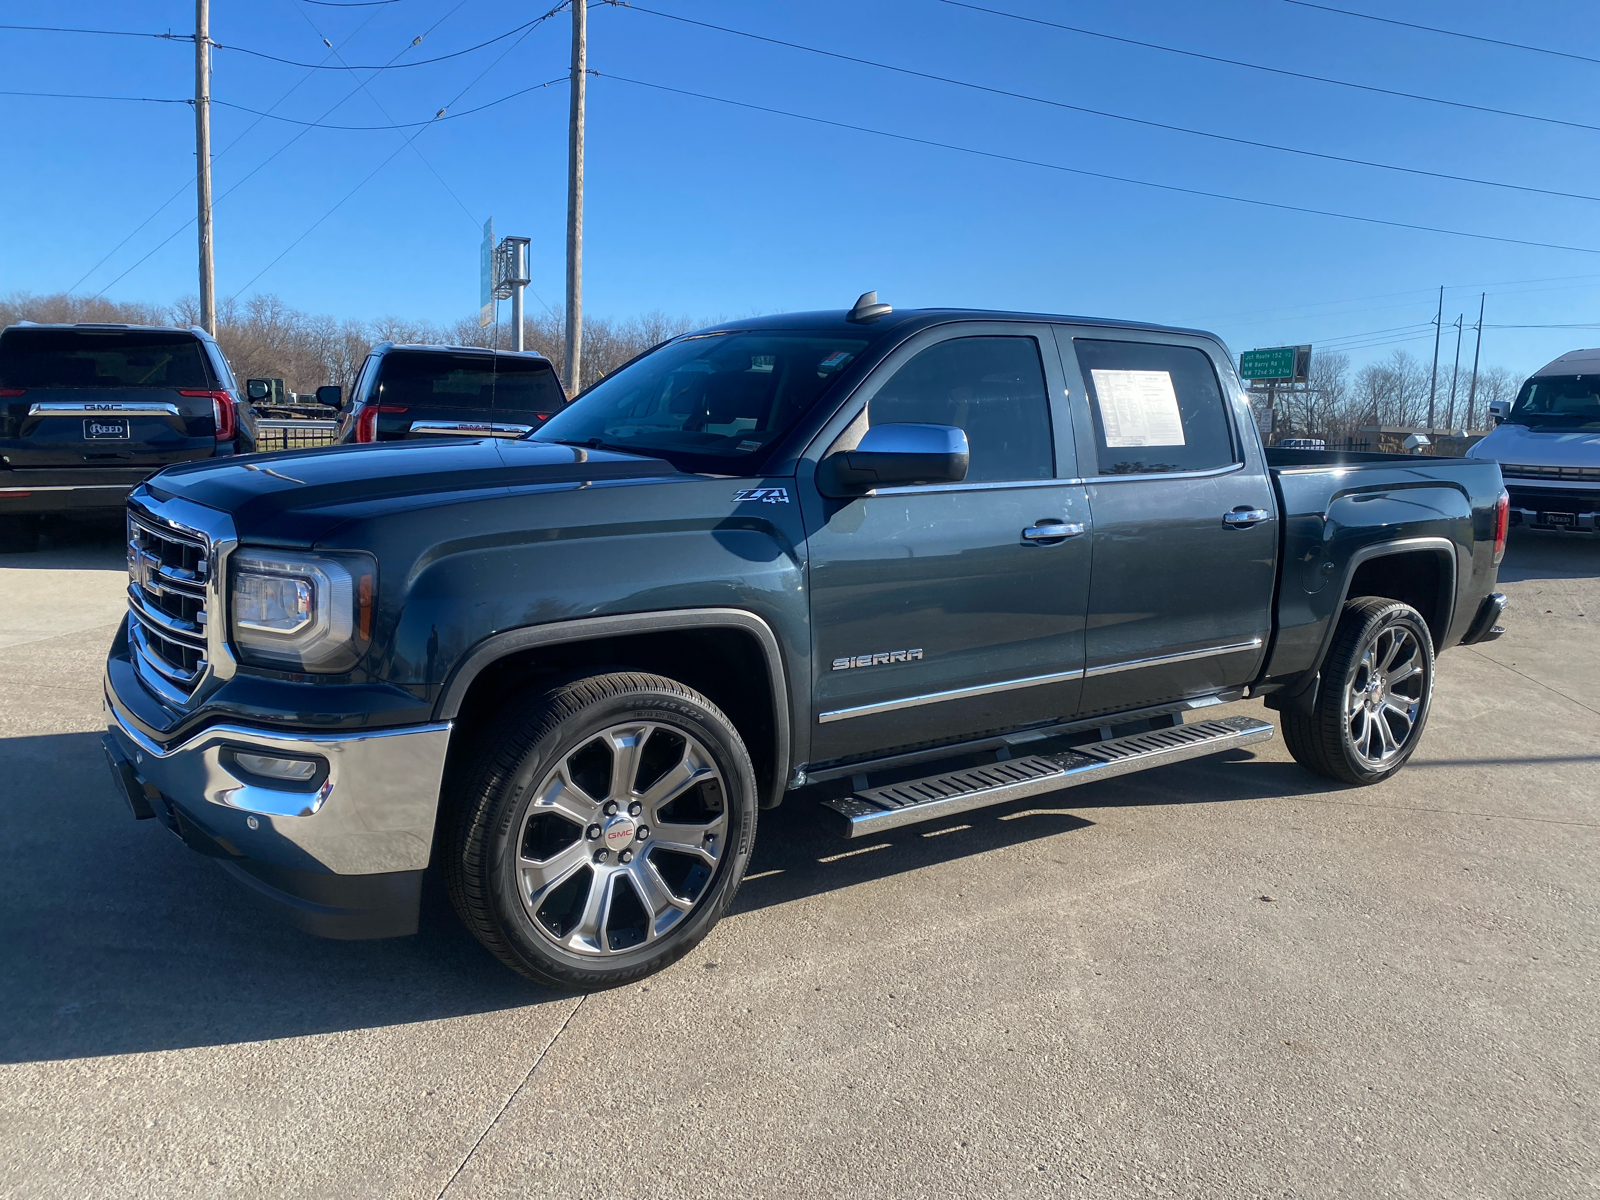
[255,419,339,452]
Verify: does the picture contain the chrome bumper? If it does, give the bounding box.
[105,689,452,876]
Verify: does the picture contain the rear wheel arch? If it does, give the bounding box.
[1329,537,1458,658]
[436,610,792,808]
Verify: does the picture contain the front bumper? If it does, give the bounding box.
[104,677,452,939]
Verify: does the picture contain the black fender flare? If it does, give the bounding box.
[433,608,792,806]
[1266,535,1457,717]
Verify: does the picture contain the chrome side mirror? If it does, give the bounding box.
[245,379,270,403]
[818,423,970,497]
[1487,399,1511,425]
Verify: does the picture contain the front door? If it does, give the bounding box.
[801,324,1093,766]
[1054,331,1276,718]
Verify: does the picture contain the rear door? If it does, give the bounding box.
[1052,329,1276,717]
[801,323,1092,765]
[0,328,220,468]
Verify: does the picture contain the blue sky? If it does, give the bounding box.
[3,0,1598,377]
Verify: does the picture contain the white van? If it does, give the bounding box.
[1468,348,1600,532]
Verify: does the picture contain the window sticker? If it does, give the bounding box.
[818,350,853,369]
[1090,369,1186,447]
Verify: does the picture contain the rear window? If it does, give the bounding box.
[375,351,564,413]
[1073,338,1239,476]
[0,328,211,389]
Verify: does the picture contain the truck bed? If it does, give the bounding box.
[1258,447,1505,698]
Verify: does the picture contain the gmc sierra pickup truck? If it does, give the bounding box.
[102,297,1510,990]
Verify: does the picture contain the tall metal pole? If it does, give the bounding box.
[1426,284,1442,432]
[1446,314,1464,431]
[1466,292,1486,430]
[563,0,585,396]
[195,0,215,334]
[511,282,525,353]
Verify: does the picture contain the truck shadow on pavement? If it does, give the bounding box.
[1,733,1334,1064]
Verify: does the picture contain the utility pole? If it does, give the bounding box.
[563,0,585,396]
[1426,284,1442,433]
[1466,292,1486,430]
[195,0,215,335]
[1446,314,1464,431]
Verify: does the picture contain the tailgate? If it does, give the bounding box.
[1,387,217,468]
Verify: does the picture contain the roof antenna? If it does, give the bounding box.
[846,290,893,323]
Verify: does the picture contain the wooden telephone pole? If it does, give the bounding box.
[563,0,585,396]
[195,0,215,335]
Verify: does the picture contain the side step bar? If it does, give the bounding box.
[819,715,1274,838]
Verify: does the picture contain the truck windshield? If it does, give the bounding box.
[0,328,210,389]
[1507,376,1600,429]
[531,331,870,472]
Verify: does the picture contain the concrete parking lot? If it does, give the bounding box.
[1,518,1596,1200]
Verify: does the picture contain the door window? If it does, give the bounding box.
[1074,339,1238,476]
[868,336,1054,482]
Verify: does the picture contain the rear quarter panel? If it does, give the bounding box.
[1262,455,1504,686]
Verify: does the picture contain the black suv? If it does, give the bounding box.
[0,323,256,551]
[337,343,565,444]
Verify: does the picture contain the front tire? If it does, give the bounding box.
[1282,596,1435,786]
[445,671,758,990]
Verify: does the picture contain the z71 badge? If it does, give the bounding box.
[733,487,790,504]
[833,648,923,670]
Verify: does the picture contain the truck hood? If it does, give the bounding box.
[1468,423,1600,471]
[146,437,679,544]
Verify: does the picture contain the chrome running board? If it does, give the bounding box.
[819,715,1274,838]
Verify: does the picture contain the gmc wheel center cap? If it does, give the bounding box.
[602,815,637,851]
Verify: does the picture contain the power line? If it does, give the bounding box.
[0,89,188,105]
[91,0,476,299]
[210,79,571,128]
[303,0,401,6]
[0,17,548,72]
[591,70,1600,259]
[619,3,1600,207]
[0,23,188,40]
[1282,1,1600,68]
[283,0,479,227]
[220,17,548,70]
[226,6,568,303]
[938,0,1600,138]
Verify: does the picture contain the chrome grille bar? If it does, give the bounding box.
[127,508,211,696]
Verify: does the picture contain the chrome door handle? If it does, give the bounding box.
[1222,508,1271,528]
[1022,522,1086,542]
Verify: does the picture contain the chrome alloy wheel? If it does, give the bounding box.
[1344,623,1428,769]
[515,722,728,956]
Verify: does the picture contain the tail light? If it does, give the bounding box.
[0,388,25,398]
[355,404,406,443]
[180,388,235,440]
[1492,491,1509,565]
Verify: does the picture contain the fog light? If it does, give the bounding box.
[234,752,319,782]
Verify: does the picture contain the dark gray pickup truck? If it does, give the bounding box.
[102,299,1509,989]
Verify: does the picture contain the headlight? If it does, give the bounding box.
[230,551,373,672]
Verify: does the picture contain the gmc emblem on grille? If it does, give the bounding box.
[130,548,162,596]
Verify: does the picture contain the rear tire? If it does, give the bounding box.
[445,671,758,990]
[1282,596,1435,786]
[0,515,41,554]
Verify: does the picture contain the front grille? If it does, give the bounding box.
[127,510,211,694]
[1500,462,1600,483]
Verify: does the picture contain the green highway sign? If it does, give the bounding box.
[1240,346,1298,380]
